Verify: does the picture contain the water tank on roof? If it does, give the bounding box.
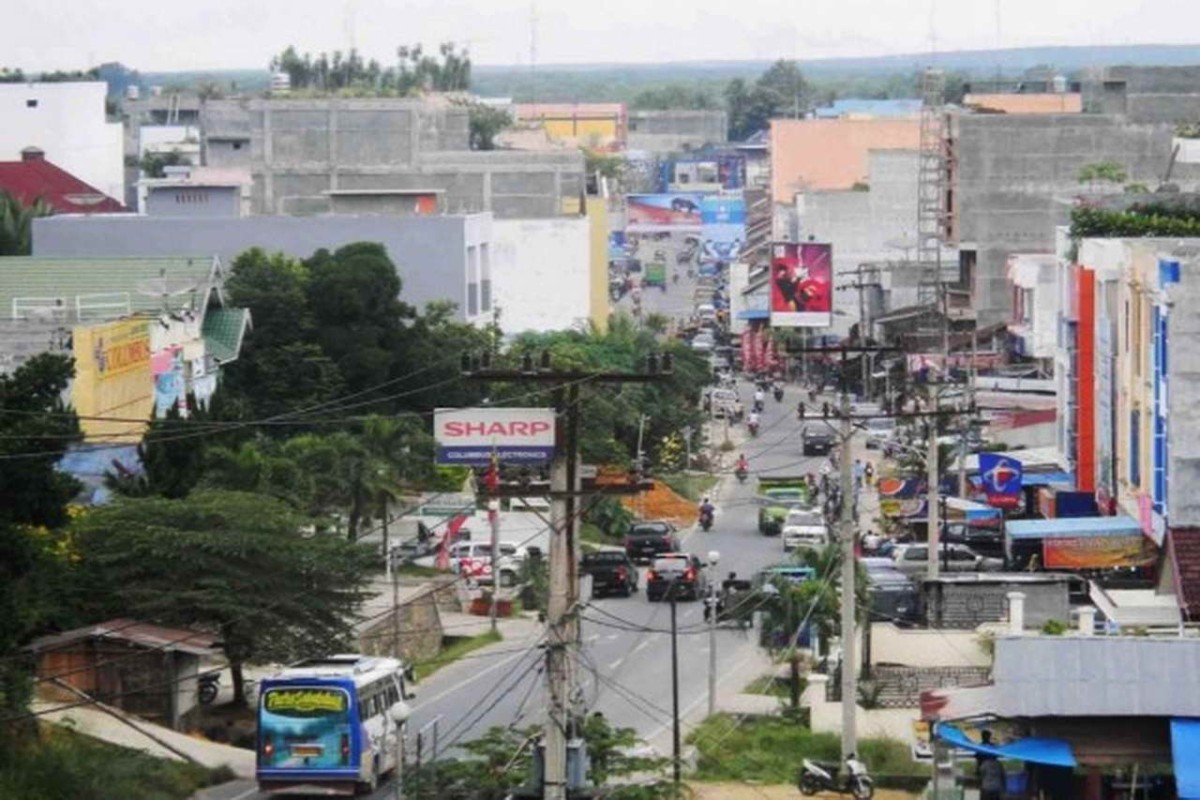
[1052,74,1068,94]
[150,85,163,97]
[270,72,291,93]
[126,85,140,101]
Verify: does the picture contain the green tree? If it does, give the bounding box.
[0,191,53,256]
[104,401,230,500]
[1078,160,1129,187]
[71,490,374,704]
[137,149,191,179]
[725,60,807,141]
[467,104,512,150]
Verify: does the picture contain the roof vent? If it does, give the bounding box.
[20,146,45,162]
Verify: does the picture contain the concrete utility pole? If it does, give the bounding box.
[463,355,668,800]
[927,418,941,581]
[838,351,857,761]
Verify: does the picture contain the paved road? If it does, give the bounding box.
[235,272,830,798]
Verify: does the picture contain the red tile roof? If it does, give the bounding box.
[1169,527,1200,620]
[0,153,125,214]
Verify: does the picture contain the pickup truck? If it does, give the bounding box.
[780,507,828,552]
[580,551,639,598]
[756,476,813,536]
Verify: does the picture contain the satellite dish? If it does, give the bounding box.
[135,269,199,311]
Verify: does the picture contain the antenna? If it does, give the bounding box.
[135,269,199,313]
[529,1,538,107]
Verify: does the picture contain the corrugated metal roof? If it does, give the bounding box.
[202,307,250,364]
[0,256,220,322]
[28,618,220,656]
[1006,516,1143,540]
[991,636,1200,717]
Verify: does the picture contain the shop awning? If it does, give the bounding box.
[935,723,1077,768]
[1006,516,1142,540]
[1172,719,1200,799]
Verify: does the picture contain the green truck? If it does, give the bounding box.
[644,258,667,289]
[756,476,813,536]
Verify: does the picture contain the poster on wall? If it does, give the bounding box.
[152,346,186,417]
[700,197,745,264]
[769,242,833,328]
[626,193,704,231]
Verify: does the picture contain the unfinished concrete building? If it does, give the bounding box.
[200,97,585,218]
[627,109,728,153]
[951,113,1200,326]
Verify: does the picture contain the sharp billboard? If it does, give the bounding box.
[625,193,704,232]
[769,242,832,328]
[434,408,556,466]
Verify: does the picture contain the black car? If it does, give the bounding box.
[645,553,707,601]
[801,423,837,456]
[581,551,638,598]
[624,521,680,564]
[865,564,919,623]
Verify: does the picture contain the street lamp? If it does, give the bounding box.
[706,550,721,717]
[389,700,413,800]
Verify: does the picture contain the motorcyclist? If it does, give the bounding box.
[698,497,715,523]
[736,454,749,475]
[753,387,765,412]
[747,410,761,434]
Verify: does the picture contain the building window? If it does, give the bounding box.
[26,99,38,108]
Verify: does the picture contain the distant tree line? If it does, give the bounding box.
[0,67,101,84]
[269,42,471,94]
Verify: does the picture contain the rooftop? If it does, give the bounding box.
[0,149,125,214]
[28,618,220,657]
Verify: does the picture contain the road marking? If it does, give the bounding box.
[417,638,539,706]
[228,787,259,800]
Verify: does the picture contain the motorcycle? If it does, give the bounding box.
[752,399,764,414]
[773,386,784,403]
[798,754,874,799]
[699,509,714,531]
[747,420,760,437]
[735,466,748,483]
[198,671,220,705]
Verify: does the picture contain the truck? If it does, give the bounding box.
[756,475,813,536]
[644,257,667,290]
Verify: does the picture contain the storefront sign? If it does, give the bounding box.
[1043,535,1158,569]
[434,408,556,466]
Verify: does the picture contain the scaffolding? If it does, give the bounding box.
[916,68,947,307]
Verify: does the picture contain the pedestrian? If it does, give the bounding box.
[976,731,1006,800]
[864,461,874,487]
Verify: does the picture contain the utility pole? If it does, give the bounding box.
[670,588,682,787]
[926,417,941,581]
[837,349,857,761]
[463,354,669,800]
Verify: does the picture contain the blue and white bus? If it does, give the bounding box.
[256,654,413,796]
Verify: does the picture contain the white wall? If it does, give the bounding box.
[492,218,591,333]
[0,82,124,201]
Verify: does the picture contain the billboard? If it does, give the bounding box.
[152,345,186,417]
[769,242,832,328]
[72,318,153,442]
[700,197,745,264]
[978,453,1023,509]
[626,193,704,231]
[1043,535,1158,570]
[434,408,556,466]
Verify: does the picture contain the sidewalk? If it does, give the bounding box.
[32,696,255,778]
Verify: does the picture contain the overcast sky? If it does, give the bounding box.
[4,0,1198,72]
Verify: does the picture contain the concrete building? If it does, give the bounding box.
[492,217,592,333]
[139,166,251,218]
[0,81,124,203]
[769,117,920,202]
[514,103,626,150]
[1006,252,1059,371]
[627,109,727,153]
[1085,65,1200,123]
[962,92,1083,115]
[34,213,495,324]
[950,112,1200,327]
[201,97,585,218]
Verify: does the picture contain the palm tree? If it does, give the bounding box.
[0,191,52,255]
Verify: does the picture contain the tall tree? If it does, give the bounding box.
[0,191,53,256]
[71,490,375,704]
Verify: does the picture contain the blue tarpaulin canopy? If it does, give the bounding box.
[1172,719,1200,799]
[934,723,1077,767]
[1005,516,1142,540]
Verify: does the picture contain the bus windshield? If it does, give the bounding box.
[259,686,353,770]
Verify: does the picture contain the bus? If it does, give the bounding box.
[256,654,414,796]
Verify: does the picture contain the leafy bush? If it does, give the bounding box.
[0,727,221,800]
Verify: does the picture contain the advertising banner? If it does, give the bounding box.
[769,242,832,328]
[978,453,1023,509]
[72,319,153,442]
[434,408,556,466]
[152,346,186,417]
[626,193,704,231]
[700,197,746,264]
[1043,535,1158,569]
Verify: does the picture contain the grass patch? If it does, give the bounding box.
[660,473,719,503]
[0,725,225,800]
[688,713,925,788]
[396,562,442,578]
[580,521,613,547]
[414,630,502,681]
[743,675,795,698]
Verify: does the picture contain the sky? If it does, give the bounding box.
[3,0,1198,72]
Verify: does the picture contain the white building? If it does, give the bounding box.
[0,82,124,203]
[492,217,592,333]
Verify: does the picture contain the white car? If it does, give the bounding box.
[695,303,717,322]
[449,541,526,585]
[782,518,829,552]
[691,332,716,352]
